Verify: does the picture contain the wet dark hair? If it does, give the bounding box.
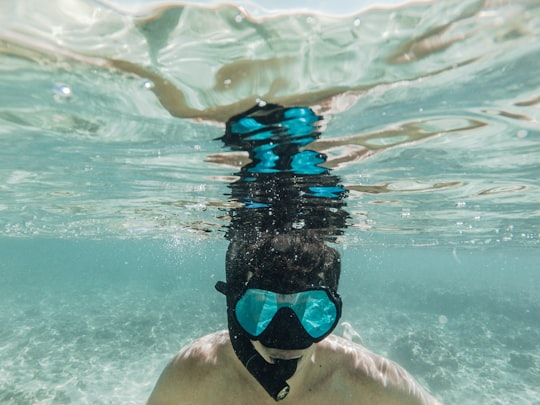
[225,232,341,294]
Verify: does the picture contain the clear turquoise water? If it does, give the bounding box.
[1,0,539,403]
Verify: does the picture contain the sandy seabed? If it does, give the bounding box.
[1,241,539,404]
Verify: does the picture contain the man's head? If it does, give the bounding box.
[219,232,342,352]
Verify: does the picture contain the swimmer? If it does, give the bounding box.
[147,234,442,405]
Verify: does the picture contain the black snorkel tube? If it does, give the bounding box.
[216,281,298,401]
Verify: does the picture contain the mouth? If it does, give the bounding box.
[270,355,302,362]
[268,350,304,362]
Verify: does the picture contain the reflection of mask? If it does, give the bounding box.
[234,287,342,349]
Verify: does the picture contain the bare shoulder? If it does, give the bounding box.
[173,329,231,365]
[147,330,233,405]
[317,335,442,405]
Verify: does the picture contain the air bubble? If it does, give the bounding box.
[517,129,528,138]
[353,18,361,27]
[292,220,305,229]
[53,84,72,102]
[188,203,207,211]
[235,13,244,23]
[143,80,155,90]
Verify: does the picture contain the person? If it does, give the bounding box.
[146,233,441,404]
[146,104,442,404]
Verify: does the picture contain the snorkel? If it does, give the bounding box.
[216,280,299,401]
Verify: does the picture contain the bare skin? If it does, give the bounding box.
[147,330,442,405]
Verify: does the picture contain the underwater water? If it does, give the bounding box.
[1,0,539,403]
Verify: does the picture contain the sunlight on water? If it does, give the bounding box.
[0,0,538,245]
[0,0,539,404]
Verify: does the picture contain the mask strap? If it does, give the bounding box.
[215,280,229,295]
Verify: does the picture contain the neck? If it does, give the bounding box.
[228,324,299,401]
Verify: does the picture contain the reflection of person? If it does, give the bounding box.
[147,104,442,404]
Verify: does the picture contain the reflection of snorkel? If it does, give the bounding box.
[219,103,348,401]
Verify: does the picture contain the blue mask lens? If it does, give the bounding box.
[234,288,340,339]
